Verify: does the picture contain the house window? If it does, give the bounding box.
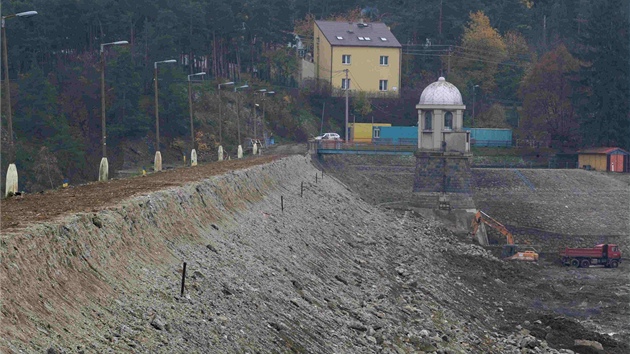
[444,111,453,130]
[380,56,389,65]
[380,37,388,41]
[373,127,381,138]
[424,112,432,130]
[358,36,365,41]
[364,37,371,41]
[342,78,351,90]
[336,36,343,40]
[379,80,388,91]
[342,54,351,64]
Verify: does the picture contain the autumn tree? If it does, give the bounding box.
[447,11,507,93]
[496,30,533,103]
[519,44,580,145]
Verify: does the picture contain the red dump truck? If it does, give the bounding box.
[560,244,622,268]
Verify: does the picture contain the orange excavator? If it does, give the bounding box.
[470,210,539,261]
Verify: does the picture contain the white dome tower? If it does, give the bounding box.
[416,77,468,152]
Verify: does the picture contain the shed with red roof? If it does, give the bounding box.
[577,147,629,172]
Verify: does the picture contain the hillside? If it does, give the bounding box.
[1,151,628,353]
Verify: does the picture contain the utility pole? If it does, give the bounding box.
[438,0,443,42]
[345,69,349,142]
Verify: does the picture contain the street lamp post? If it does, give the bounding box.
[234,84,249,146]
[472,84,479,129]
[99,40,128,181]
[254,89,266,139]
[217,81,234,144]
[2,10,37,196]
[153,59,177,172]
[187,71,205,166]
[259,90,274,146]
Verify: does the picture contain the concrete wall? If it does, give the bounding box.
[300,59,315,82]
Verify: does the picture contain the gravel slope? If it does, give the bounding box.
[2,155,628,353]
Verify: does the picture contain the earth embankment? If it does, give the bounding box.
[1,155,508,353]
[1,153,628,353]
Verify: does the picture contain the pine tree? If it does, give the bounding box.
[574,0,630,149]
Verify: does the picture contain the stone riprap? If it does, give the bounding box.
[1,155,627,353]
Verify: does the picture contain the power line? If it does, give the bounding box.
[402,51,527,68]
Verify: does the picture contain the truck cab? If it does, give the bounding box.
[600,244,622,260]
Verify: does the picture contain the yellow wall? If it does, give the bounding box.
[331,46,400,94]
[314,25,333,84]
[314,22,401,95]
[349,123,391,142]
[578,154,607,171]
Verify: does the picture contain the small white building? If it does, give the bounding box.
[416,77,470,153]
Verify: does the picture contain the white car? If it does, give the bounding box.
[314,132,341,141]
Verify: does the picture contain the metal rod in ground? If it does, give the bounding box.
[281,196,284,212]
[301,182,303,197]
[316,173,318,183]
[180,262,187,297]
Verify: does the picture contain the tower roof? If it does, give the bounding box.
[419,77,463,105]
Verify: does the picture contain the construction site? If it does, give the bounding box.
[1,144,629,354]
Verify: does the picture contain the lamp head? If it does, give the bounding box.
[188,72,206,80]
[16,11,38,18]
[154,59,177,68]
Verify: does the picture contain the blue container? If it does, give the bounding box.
[378,126,418,144]
[465,128,512,147]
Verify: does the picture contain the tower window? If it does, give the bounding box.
[444,111,453,130]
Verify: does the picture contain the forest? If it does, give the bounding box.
[0,0,628,191]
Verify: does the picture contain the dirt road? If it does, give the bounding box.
[1,155,279,231]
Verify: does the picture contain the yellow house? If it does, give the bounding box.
[314,20,401,96]
[348,123,391,143]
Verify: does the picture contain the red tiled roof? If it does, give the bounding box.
[315,20,402,48]
[578,147,629,155]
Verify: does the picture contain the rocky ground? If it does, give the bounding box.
[1,146,628,354]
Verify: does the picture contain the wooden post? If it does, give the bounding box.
[301,182,303,197]
[180,262,187,297]
[281,196,284,212]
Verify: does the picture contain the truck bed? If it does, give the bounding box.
[560,248,604,258]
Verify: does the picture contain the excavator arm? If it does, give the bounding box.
[471,210,514,244]
[470,210,538,261]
